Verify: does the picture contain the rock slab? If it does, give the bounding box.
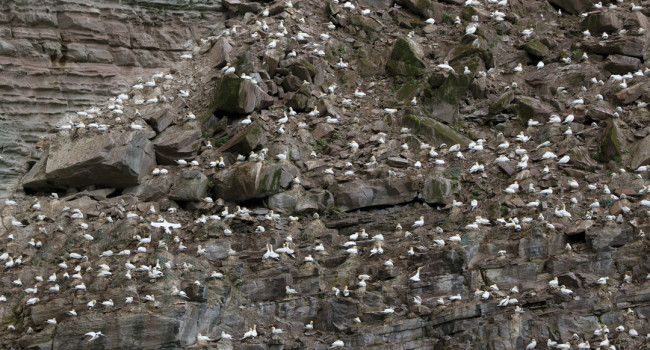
[26,131,155,190]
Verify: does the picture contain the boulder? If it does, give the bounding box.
[587,103,616,121]
[421,172,452,204]
[213,162,299,202]
[142,108,174,133]
[263,48,285,77]
[153,123,202,165]
[169,169,209,202]
[206,240,232,260]
[402,114,470,146]
[297,190,334,212]
[524,40,550,58]
[604,54,641,75]
[461,6,491,22]
[599,120,622,162]
[386,156,409,168]
[37,131,155,189]
[386,37,425,76]
[583,37,648,58]
[207,37,234,69]
[358,0,393,9]
[428,72,473,124]
[312,123,336,140]
[488,91,514,116]
[349,15,384,32]
[579,11,622,34]
[221,0,261,13]
[614,80,650,105]
[630,134,650,169]
[329,177,420,211]
[526,63,601,92]
[123,174,174,202]
[268,190,299,212]
[548,0,594,15]
[210,73,273,114]
[567,146,600,171]
[217,121,267,155]
[282,74,303,92]
[587,225,634,252]
[398,0,445,22]
[22,150,55,192]
[448,37,494,68]
[515,96,555,123]
[357,56,382,76]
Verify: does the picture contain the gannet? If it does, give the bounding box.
[436,61,455,73]
[285,285,298,295]
[526,339,537,349]
[85,331,105,342]
[465,24,477,35]
[560,285,573,295]
[410,267,421,282]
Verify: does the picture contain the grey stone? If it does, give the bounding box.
[153,123,202,165]
[43,131,155,189]
[330,177,420,211]
[169,169,209,202]
[421,172,451,204]
[213,162,299,202]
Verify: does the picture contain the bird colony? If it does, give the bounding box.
[2,0,650,348]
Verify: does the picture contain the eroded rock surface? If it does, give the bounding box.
[2,0,650,349]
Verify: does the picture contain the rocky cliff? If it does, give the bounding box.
[0,0,224,198]
[2,0,650,349]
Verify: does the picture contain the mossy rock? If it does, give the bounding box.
[514,96,554,124]
[386,59,423,77]
[233,51,256,74]
[396,82,420,101]
[389,37,425,66]
[211,73,244,112]
[358,57,381,76]
[297,59,318,77]
[350,15,384,32]
[399,0,444,20]
[211,73,273,114]
[449,37,494,68]
[599,120,622,162]
[428,71,446,89]
[386,37,425,76]
[217,121,267,155]
[421,172,451,204]
[461,6,490,21]
[402,114,469,146]
[488,91,514,116]
[213,162,299,202]
[524,40,550,58]
[428,64,474,124]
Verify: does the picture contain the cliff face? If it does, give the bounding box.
[3,0,650,348]
[0,0,223,198]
